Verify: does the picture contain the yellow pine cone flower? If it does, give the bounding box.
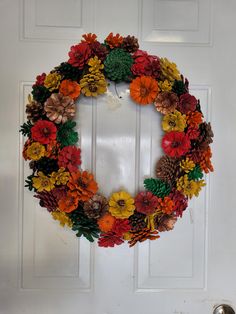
[88,56,104,73]
[180,158,195,173]
[109,191,135,219]
[160,58,181,82]
[50,167,70,185]
[162,110,186,132]
[80,72,107,97]
[26,142,45,160]
[33,172,55,192]
[158,80,173,92]
[176,175,205,199]
[51,211,72,228]
[44,72,62,92]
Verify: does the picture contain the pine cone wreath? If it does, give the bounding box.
[154,91,179,114]
[154,214,177,232]
[156,155,182,185]
[122,35,139,53]
[83,194,108,219]
[128,211,147,232]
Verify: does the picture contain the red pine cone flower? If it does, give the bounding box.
[169,189,188,217]
[135,191,159,215]
[98,232,124,247]
[186,127,200,140]
[67,170,98,201]
[68,42,92,69]
[112,219,131,236]
[31,120,57,145]
[34,73,46,86]
[131,50,161,78]
[58,146,81,173]
[162,131,191,158]
[178,93,197,114]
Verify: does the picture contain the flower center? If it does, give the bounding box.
[171,141,180,148]
[89,84,98,92]
[118,199,125,207]
[143,199,150,205]
[42,128,50,137]
[77,178,87,189]
[169,120,176,127]
[140,86,148,97]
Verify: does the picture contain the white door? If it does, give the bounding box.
[0,0,235,313]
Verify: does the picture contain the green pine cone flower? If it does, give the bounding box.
[19,121,33,137]
[57,121,79,148]
[144,178,171,198]
[188,165,204,181]
[104,48,133,82]
[172,80,188,96]
[69,206,100,242]
[32,85,51,103]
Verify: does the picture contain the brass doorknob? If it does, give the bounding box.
[213,305,235,314]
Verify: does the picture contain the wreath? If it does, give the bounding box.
[20,33,214,248]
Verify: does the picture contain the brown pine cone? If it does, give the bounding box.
[122,35,139,53]
[154,92,179,114]
[154,214,177,232]
[26,99,45,123]
[197,122,214,150]
[156,156,181,185]
[128,228,159,247]
[129,212,147,231]
[83,194,108,219]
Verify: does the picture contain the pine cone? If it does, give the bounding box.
[144,178,171,198]
[128,212,147,231]
[34,157,59,175]
[156,156,181,185]
[90,42,109,61]
[104,48,133,82]
[154,214,177,232]
[26,100,45,123]
[68,205,100,242]
[172,75,189,96]
[154,92,179,114]
[128,228,159,247]
[32,85,51,103]
[122,35,139,53]
[34,190,58,212]
[55,62,82,81]
[83,194,108,219]
[197,122,214,150]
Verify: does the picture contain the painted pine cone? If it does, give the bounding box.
[154,91,179,114]
[155,214,177,232]
[122,35,139,53]
[26,100,45,123]
[83,194,108,219]
[156,156,182,185]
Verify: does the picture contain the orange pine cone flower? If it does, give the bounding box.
[98,213,116,232]
[45,140,60,159]
[186,111,203,128]
[105,32,123,49]
[59,79,81,100]
[199,147,214,173]
[67,170,98,201]
[58,191,79,213]
[130,76,159,105]
[81,33,97,44]
[157,197,174,215]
